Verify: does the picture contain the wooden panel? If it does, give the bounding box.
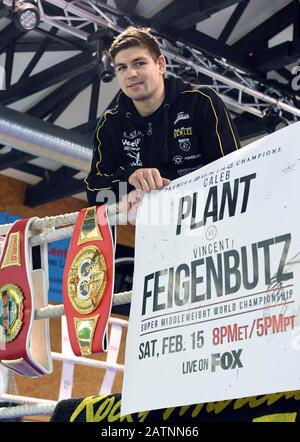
[116,224,135,248]
[0,173,135,247]
[0,174,86,218]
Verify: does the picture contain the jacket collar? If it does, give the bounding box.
[117,77,191,122]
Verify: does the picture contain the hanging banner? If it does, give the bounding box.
[122,121,300,415]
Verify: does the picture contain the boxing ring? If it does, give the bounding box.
[0,207,131,421]
[3,121,300,422]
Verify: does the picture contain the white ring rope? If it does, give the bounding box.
[110,290,132,306]
[34,294,131,322]
[51,352,124,371]
[35,212,79,230]
[0,203,129,236]
[0,393,57,406]
[34,304,130,326]
[30,225,75,246]
[0,212,79,235]
[0,394,57,420]
[0,404,57,419]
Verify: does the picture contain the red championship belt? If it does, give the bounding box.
[62,205,115,356]
[0,218,52,377]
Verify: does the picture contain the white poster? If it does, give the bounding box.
[121,121,300,416]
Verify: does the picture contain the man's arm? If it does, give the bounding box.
[84,113,139,206]
[188,87,240,163]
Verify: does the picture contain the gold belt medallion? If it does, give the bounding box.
[68,245,107,314]
[0,283,23,343]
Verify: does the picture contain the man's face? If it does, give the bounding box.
[113,46,166,102]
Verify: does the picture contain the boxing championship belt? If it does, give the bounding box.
[0,218,52,377]
[62,205,114,356]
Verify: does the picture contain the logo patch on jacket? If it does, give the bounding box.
[184,153,202,161]
[173,155,184,165]
[178,138,191,152]
[121,130,144,166]
[173,127,192,139]
[123,130,144,139]
[174,111,190,125]
[128,151,143,166]
[122,138,141,152]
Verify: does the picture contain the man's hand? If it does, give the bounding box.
[129,168,171,191]
[119,189,144,224]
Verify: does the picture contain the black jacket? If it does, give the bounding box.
[85,77,240,205]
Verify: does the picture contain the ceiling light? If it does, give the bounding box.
[11,1,40,31]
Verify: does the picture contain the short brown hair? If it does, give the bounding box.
[109,26,161,62]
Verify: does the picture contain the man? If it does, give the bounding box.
[85,26,240,210]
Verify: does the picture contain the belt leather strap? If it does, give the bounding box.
[62,205,114,356]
